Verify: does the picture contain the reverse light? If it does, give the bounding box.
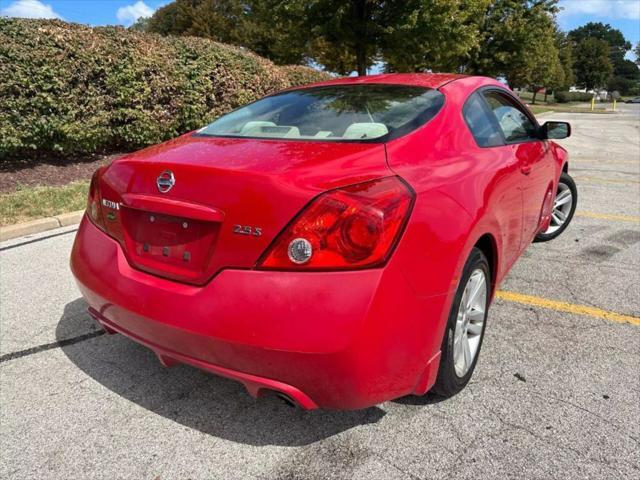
[288,238,313,264]
[259,176,415,270]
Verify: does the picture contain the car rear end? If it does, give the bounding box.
[70,82,449,409]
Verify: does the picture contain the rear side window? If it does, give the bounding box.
[483,92,538,143]
[463,93,504,147]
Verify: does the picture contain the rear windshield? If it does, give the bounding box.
[197,85,445,142]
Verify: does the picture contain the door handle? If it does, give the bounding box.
[521,164,532,175]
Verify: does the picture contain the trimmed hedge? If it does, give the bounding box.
[553,91,594,103]
[0,19,331,161]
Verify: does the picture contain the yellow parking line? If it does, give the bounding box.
[576,211,640,222]
[496,291,640,326]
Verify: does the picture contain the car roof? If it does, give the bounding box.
[291,73,468,90]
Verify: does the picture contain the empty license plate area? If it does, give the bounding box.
[120,207,220,282]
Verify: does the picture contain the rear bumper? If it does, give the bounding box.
[71,216,449,409]
[88,307,319,409]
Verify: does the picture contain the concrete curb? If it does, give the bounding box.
[0,210,84,242]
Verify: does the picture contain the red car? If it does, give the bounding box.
[71,73,576,410]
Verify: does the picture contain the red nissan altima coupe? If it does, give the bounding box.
[71,73,577,410]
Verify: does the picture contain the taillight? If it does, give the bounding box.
[258,176,414,270]
[87,167,106,231]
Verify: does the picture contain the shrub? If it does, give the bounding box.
[0,19,331,162]
[554,91,594,103]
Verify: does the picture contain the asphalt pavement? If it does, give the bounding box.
[1,104,639,480]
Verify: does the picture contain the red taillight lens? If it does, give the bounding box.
[87,167,106,231]
[258,176,414,270]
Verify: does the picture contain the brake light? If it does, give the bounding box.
[258,176,414,270]
[87,167,106,231]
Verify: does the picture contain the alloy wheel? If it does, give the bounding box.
[545,182,573,234]
[453,269,487,377]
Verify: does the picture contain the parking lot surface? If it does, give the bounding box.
[1,105,639,479]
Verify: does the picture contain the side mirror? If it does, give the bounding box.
[540,121,571,140]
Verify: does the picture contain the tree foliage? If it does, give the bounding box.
[572,37,613,90]
[381,0,489,73]
[146,1,490,76]
[129,16,150,32]
[568,22,630,73]
[568,22,638,94]
[304,0,383,76]
[147,0,308,65]
[138,0,640,95]
[304,0,492,76]
[468,0,561,88]
[556,30,574,90]
[0,18,329,160]
[145,0,493,76]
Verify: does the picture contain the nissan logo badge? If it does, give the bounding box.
[157,170,175,193]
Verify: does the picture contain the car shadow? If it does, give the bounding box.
[56,298,386,447]
[391,392,445,406]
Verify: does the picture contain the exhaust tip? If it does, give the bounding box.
[155,353,178,368]
[276,392,299,409]
[87,309,118,335]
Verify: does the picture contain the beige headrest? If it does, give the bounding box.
[343,123,388,139]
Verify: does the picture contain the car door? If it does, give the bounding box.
[462,92,523,271]
[481,90,552,249]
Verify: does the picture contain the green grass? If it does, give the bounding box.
[518,91,610,113]
[0,181,89,226]
[529,105,554,115]
[552,106,611,113]
[518,91,556,104]
[530,104,611,115]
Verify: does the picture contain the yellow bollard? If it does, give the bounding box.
[591,97,595,111]
[613,99,617,111]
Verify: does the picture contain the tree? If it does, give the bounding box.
[306,0,492,76]
[573,37,613,90]
[304,0,384,76]
[146,1,308,65]
[569,22,638,93]
[243,1,308,65]
[185,0,249,46]
[143,0,574,83]
[568,22,630,74]
[529,37,564,103]
[146,1,180,35]
[146,0,492,76]
[636,43,640,66]
[129,16,150,32]
[554,30,574,90]
[467,0,560,87]
[379,0,489,73]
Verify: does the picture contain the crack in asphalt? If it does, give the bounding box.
[0,228,78,252]
[0,330,105,364]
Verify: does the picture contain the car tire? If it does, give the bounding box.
[431,247,490,398]
[534,172,577,242]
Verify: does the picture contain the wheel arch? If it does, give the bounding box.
[473,233,498,297]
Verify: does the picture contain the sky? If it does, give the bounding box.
[1,0,639,60]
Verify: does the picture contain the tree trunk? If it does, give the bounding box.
[544,90,548,103]
[532,89,538,104]
[355,0,367,76]
[356,48,367,76]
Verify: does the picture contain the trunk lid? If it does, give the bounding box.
[97,133,390,285]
